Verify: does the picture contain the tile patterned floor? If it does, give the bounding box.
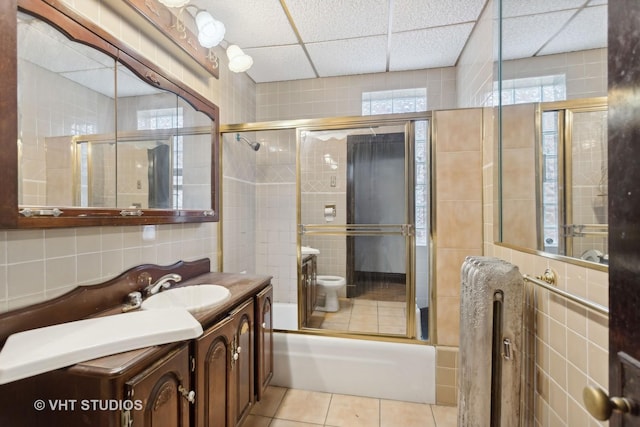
[242,387,457,427]
[309,298,407,335]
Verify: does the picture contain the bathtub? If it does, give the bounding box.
[271,302,436,404]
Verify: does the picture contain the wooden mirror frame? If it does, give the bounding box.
[0,0,220,228]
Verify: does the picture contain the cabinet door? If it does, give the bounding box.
[125,344,192,427]
[194,315,235,427]
[229,299,254,427]
[255,284,273,401]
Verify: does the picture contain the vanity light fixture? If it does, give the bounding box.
[163,2,226,69]
[227,44,253,73]
[195,10,226,48]
[161,2,252,73]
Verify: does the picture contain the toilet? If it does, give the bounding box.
[316,275,346,312]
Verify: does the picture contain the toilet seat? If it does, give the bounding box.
[317,275,346,287]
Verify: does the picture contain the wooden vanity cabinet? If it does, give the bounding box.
[301,255,317,327]
[0,262,273,427]
[125,344,192,427]
[229,299,255,427]
[194,315,235,427]
[255,284,273,401]
[195,298,255,427]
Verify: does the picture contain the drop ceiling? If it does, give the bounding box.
[19,0,609,95]
[193,0,607,83]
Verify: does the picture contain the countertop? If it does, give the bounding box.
[65,271,271,378]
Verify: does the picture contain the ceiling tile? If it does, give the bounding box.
[389,24,474,71]
[245,45,316,83]
[306,36,388,77]
[501,10,577,60]
[538,5,607,55]
[501,0,587,18]
[392,0,486,31]
[195,0,298,48]
[285,0,389,42]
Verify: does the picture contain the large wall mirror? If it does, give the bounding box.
[2,0,219,228]
[497,0,608,270]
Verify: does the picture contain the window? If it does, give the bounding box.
[362,88,427,115]
[496,74,566,105]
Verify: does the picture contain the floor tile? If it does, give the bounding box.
[325,393,380,427]
[380,399,435,427]
[378,314,405,327]
[352,304,378,315]
[274,389,332,424]
[321,320,350,329]
[242,414,272,427]
[377,301,405,308]
[431,404,458,427]
[269,419,323,427]
[378,324,406,334]
[251,386,287,417]
[378,306,405,317]
[352,299,378,307]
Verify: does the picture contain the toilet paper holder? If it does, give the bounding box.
[324,204,336,222]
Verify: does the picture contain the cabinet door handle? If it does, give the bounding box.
[236,346,242,354]
[178,385,196,404]
[262,322,267,329]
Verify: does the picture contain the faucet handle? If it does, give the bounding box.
[122,291,142,312]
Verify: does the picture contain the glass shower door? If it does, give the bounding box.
[298,122,415,337]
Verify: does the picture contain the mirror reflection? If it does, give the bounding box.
[17,12,212,211]
[501,100,608,265]
[498,0,608,268]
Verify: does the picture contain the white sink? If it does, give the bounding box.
[141,284,231,314]
[301,246,320,255]
[0,309,203,385]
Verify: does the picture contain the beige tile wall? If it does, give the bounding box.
[500,103,538,249]
[456,0,497,108]
[256,68,457,122]
[436,346,459,406]
[502,49,607,101]
[433,108,484,352]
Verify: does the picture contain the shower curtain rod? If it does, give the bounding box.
[522,274,609,316]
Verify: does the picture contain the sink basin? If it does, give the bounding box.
[301,246,320,255]
[141,284,231,314]
[0,309,203,385]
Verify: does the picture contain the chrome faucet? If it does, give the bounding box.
[145,273,182,296]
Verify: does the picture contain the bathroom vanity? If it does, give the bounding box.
[0,259,273,427]
[301,253,317,325]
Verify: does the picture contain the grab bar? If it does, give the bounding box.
[522,272,608,316]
